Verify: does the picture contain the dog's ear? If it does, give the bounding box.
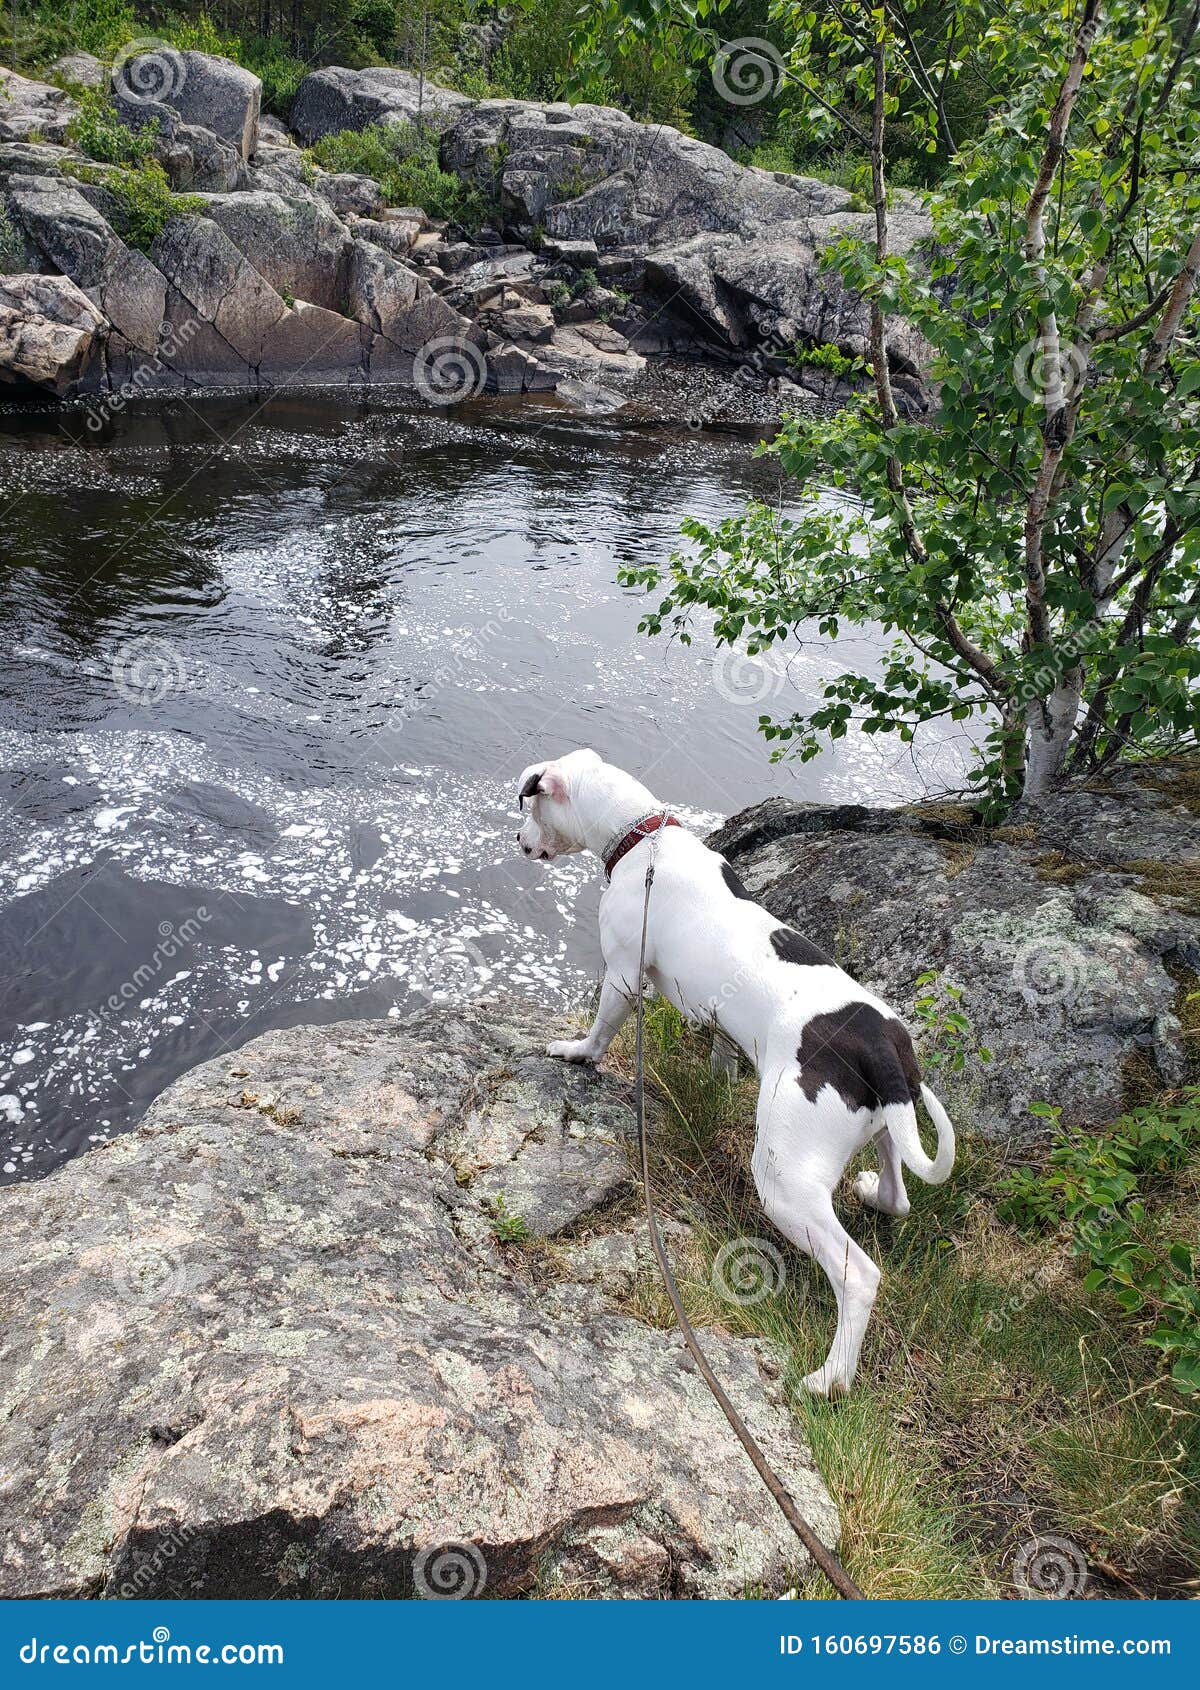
[518,764,568,807]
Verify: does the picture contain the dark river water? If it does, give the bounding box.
[0,390,971,1182]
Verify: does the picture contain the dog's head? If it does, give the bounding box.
[515,749,600,862]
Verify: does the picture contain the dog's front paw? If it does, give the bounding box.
[546,1038,596,1064]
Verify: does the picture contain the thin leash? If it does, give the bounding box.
[631,818,865,1602]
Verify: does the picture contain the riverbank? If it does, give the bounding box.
[0,52,931,413]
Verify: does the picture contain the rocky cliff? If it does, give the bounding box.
[710,759,1200,1139]
[0,51,933,411]
[0,1003,835,1600]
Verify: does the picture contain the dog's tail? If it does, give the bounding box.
[881,1084,956,1186]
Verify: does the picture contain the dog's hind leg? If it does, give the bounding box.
[854,1130,911,1218]
[753,1090,880,1395]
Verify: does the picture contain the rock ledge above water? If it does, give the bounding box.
[710,759,1200,1139]
[0,1002,835,1600]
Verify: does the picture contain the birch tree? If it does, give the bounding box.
[616,0,1200,804]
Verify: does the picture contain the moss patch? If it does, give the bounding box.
[1122,856,1200,917]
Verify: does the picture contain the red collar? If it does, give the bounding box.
[603,812,681,880]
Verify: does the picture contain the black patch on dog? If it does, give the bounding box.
[796,1003,921,1113]
[770,925,833,967]
[721,861,756,901]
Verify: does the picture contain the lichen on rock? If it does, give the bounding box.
[0,1002,836,1600]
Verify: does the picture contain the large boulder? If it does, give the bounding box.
[4,175,128,290]
[290,66,472,144]
[347,235,472,363]
[0,273,104,395]
[440,98,934,390]
[709,761,1200,1140]
[114,49,261,161]
[442,100,852,248]
[0,67,76,143]
[0,1004,836,1599]
[150,212,364,386]
[46,53,108,91]
[195,189,352,313]
[154,119,245,194]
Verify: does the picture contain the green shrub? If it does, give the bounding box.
[237,36,309,117]
[3,0,135,69]
[999,1094,1200,1394]
[67,88,157,166]
[64,158,202,253]
[308,122,487,227]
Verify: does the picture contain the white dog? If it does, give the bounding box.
[516,748,956,1396]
